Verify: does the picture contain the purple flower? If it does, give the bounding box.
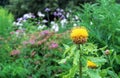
[60,9,64,12]
[56,8,60,12]
[31,15,35,18]
[45,8,50,12]
[57,12,62,16]
[37,22,40,24]
[56,8,64,12]
[53,12,57,16]
[17,18,23,22]
[23,13,35,19]
[60,15,65,19]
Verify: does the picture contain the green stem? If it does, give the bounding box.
[107,55,114,71]
[78,44,82,78]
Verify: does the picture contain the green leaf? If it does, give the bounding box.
[63,44,71,56]
[115,55,120,65]
[107,70,118,78]
[62,65,78,78]
[87,69,101,78]
[59,59,67,64]
[88,57,106,65]
[73,50,79,65]
[100,69,107,77]
[63,44,70,50]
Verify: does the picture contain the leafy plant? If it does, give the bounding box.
[0,7,14,37]
[76,0,120,52]
[59,43,119,78]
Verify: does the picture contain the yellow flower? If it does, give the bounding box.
[87,60,97,68]
[70,27,88,44]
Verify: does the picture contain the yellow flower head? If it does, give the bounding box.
[87,60,97,68]
[70,27,88,44]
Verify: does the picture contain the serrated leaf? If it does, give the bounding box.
[87,69,101,78]
[63,45,74,56]
[62,65,78,78]
[59,59,67,64]
[73,50,79,65]
[63,44,70,50]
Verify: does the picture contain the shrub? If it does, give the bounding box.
[6,0,95,18]
[0,7,14,37]
[0,0,9,6]
[76,0,120,52]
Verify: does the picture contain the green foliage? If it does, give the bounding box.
[76,0,120,52]
[0,0,120,77]
[59,43,119,78]
[0,63,29,78]
[0,0,9,6]
[6,0,62,18]
[6,0,95,18]
[0,7,14,37]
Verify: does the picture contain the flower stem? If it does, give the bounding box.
[78,45,82,78]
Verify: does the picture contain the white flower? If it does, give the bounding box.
[73,23,77,27]
[13,22,16,25]
[13,22,23,26]
[66,12,70,18]
[37,11,45,17]
[51,21,55,25]
[42,20,48,23]
[51,23,59,32]
[23,14,30,19]
[60,19,67,28]
[38,25,46,30]
[18,26,23,29]
[22,19,27,22]
[23,13,34,19]
[90,21,93,25]
[75,15,79,20]
[17,17,23,22]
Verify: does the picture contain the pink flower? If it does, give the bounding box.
[16,29,24,33]
[15,29,24,36]
[29,39,35,45]
[49,42,58,49]
[10,31,14,34]
[22,41,29,45]
[10,50,20,56]
[41,30,50,36]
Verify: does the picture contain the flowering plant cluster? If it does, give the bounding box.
[0,0,120,78]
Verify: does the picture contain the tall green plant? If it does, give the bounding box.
[0,7,14,37]
[59,43,108,78]
[76,0,120,52]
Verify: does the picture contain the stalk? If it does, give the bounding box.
[78,45,82,78]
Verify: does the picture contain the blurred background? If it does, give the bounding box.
[0,0,95,18]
